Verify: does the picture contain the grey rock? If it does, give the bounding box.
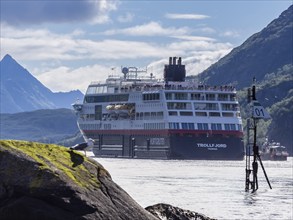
[146,203,216,220]
[0,140,157,220]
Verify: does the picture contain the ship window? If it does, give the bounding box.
[165,93,173,100]
[84,94,129,103]
[238,124,242,131]
[144,112,150,119]
[174,92,187,100]
[203,123,208,130]
[139,112,143,120]
[182,123,195,130]
[211,124,216,130]
[95,105,102,120]
[104,124,111,129]
[230,94,236,101]
[190,93,201,100]
[143,93,160,101]
[86,86,96,94]
[218,94,229,101]
[198,123,202,130]
[144,123,165,130]
[182,123,188,129]
[96,86,107,93]
[224,124,236,131]
[107,87,115,93]
[194,103,206,110]
[157,112,164,118]
[169,122,179,129]
[206,93,216,101]
[211,123,222,130]
[188,123,195,129]
[230,124,236,130]
[197,123,208,130]
[194,102,218,110]
[195,112,207,116]
[180,111,193,116]
[167,102,191,110]
[222,103,239,111]
[168,111,177,116]
[207,103,219,110]
[209,112,220,117]
[222,112,234,117]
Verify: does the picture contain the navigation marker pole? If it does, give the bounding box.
[245,79,272,192]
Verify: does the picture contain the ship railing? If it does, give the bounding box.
[116,85,237,94]
[90,81,103,85]
[163,84,236,92]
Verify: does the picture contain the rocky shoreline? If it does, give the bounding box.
[0,140,215,220]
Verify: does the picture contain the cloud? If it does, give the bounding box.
[1,24,233,92]
[144,49,232,80]
[167,38,232,52]
[37,48,232,93]
[220,30,240,38]
[171,35,216,42]
[165,13,210,20]
[0,0,119,25]
[1,25,84,61]
[196,27,216,34]
[37,65,112,93]
[35,38,232,93]
[183,50,232,75]
[1,24,232,62]
[117,12,134,23]
[103,21,190,36]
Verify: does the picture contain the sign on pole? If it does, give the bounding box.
[252,101,271,119]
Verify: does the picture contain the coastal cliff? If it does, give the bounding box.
[0,140,157,220]
[0,140,214,220]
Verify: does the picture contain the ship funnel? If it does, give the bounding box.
[178,57,182,65]
[164,56,186,82]
[173,57,177,65]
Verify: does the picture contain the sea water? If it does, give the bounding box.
[92,156,293,220]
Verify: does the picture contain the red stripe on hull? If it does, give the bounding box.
[82,129,243,137]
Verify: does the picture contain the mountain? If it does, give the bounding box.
[0,108,81,145]
[199,5,293,88]
[0,54,84,113]
[198,5,293,153]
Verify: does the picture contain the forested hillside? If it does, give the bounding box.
[199,5,293,153]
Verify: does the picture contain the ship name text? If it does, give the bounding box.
[196,143,227,150]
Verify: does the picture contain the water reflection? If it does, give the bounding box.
[243,192,258,205]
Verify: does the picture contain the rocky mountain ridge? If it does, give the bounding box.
[0,108,81,144]
[0,54,83,113]
[199,5,293,89]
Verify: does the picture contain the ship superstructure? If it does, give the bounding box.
[73,57,244,159]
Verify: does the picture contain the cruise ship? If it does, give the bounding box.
[73,57,244,160]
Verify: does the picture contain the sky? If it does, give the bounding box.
[1,0,292,93]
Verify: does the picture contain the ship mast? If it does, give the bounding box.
[245,78,272,192]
